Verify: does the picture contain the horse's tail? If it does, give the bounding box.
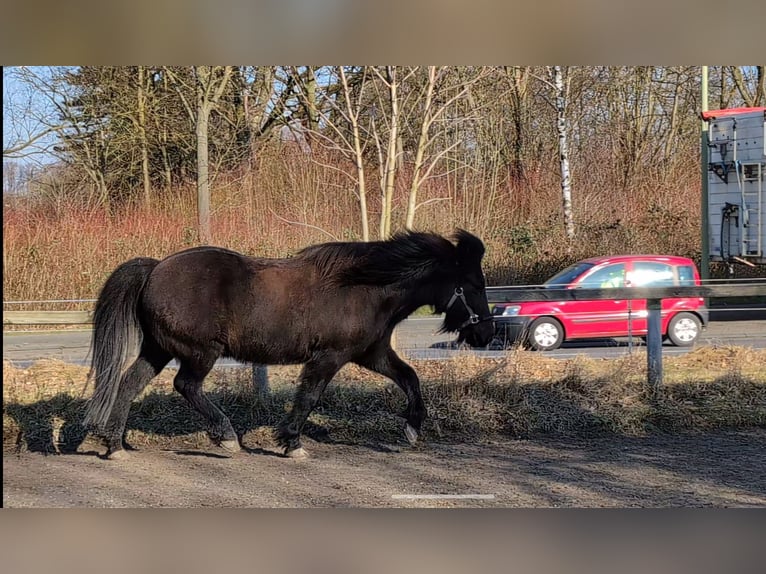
[83,257,160,431]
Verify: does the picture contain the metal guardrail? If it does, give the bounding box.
[486,283,766,301]
[3,310,94,325]
[5,283,765,323]
[4,283,766,388]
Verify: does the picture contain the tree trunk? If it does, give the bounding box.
[505,66,529,182]
[137,66,151,206]
[664,68,682,162]
[160,127,172,190]
[196,99,211,244]
[305,68,319,135]
[338,67,369,241]
[554,66,575,240]
[731,66,757,107]
[352,110,370,241]
[405,66,436,230]
[190,66,234,245]
[380,67,399,239]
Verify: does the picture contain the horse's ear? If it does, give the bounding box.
[453,229,485,264]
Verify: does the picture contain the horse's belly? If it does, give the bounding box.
[225,329,313,365]
[227,346,310,366]
[227,322,372,365]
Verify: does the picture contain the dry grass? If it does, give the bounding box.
[4,347,765,453]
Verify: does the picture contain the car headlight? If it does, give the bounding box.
[501,305,521,316]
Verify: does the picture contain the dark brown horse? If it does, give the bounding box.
[84,230,494,459]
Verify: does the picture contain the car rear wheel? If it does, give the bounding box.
[527,317,564,351]
[666,312,701,347]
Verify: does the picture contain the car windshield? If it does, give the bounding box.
[543,262,595,287]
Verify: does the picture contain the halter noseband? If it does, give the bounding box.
[446,287,494,330]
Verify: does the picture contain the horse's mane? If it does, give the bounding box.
[295,231,459,287]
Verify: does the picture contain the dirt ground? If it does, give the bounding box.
[4,429,766,508]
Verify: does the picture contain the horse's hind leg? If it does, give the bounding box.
[173,357,239,452]
[103,341,171,459]
[276,355,342,458]
[355,347,426,445]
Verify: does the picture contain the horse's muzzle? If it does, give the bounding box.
[460,319,495,348]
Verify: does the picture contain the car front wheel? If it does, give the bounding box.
[666,312,701,347]
[527,317,564,351]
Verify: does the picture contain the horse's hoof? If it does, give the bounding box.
[285,447,308,459]
[107,449,129,460]
[219,439,241,454]
[404,423,419,445]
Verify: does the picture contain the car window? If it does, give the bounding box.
[577,264,626,289]
[677,265,696,286]
[628,262,675,287]
[544,262,595,287]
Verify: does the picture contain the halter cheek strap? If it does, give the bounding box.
[446,287,493,330]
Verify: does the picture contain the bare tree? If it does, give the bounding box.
[338,67,371,241]
[136,66,151,205]
[167,66,234,243]
[242,66,275,161]
[403,67,487,230]
[372,66,403,239]
[501,66,531,182]
[730,65,765,107]
[290,66,372,240]
[7,66,116,205]
[663,67,683,161]
[3,67,65,161]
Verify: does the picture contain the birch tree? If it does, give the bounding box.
[538,66,575,239]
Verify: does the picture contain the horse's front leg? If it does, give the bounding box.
[355,346,426,445]
[276,354,342,458]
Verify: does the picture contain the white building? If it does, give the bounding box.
[704,106,766,266]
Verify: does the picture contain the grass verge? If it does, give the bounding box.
[3,347,765,455]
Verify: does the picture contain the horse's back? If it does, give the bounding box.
[138,245,393,365]
[141,248,257,343]
[140,247,316,361]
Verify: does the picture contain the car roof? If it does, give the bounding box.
[577,255,696,266]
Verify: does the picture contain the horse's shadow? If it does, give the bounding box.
[3,388,404,458]
[7,369,692,459]
[5,394,93,455]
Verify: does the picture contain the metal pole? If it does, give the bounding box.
[253,364,269,395]
[701,66,710,281]
[646,299,663,388]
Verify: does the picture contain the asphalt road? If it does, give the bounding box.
[4,308,766,367]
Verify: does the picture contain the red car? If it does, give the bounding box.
[492,255,709,351]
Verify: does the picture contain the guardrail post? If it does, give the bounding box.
[646,298,663,388]
[253,364,269,395]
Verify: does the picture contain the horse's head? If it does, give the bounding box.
[440,230,494,348]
